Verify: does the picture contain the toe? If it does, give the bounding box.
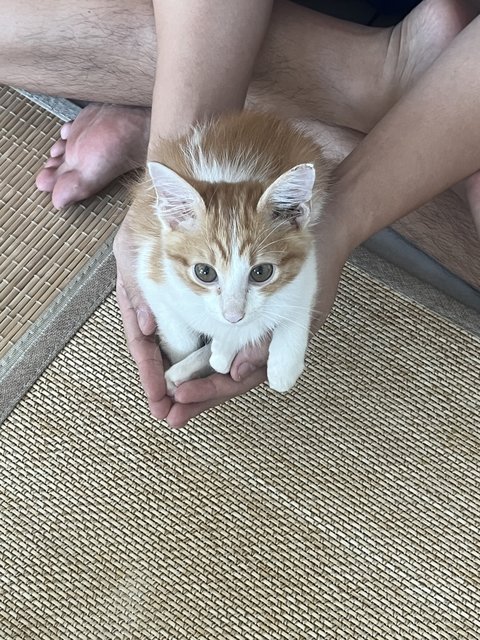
[44,156,63,170]
[50,139,67,158]
[60,121,73,140]
[36,167,58,193]
[51,170,91,209]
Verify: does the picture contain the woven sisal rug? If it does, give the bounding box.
[1,85,480,638]
[2,268,480,639]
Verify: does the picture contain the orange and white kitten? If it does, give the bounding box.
[130,111,330,394]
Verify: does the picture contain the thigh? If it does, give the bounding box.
[0,0,156,104]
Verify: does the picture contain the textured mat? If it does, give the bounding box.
[0,87,128,412]
[2,265,480,639]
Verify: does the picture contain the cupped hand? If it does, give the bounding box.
[114,214,172,421]
[166,344,269,428]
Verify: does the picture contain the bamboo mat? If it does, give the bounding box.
[0,86,127,363]
[0,86,129,417]
[2,265,480,639]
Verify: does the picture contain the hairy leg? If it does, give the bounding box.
[3,0,472,120]
[252,0,475,132]
[10,0,470,207]
[1,0,157,104]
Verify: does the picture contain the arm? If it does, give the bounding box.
[115,0,273,421]
[150,0,274,140]
[169,15,480,427]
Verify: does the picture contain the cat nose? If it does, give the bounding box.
[223,310,244,324]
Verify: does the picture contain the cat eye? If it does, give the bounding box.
[194,263,218,283]
[249,263,274,283]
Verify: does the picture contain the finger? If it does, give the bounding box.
[167,366,266,429]
[172,366,267,406]
[230,341,269,383]
[116,278,171,421]
[114,225,156,336]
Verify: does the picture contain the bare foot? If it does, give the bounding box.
[36,103,150,208]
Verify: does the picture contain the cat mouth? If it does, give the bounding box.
[223,318,247,326]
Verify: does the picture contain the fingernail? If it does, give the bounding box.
[237,363,256,380]
[136,308,150,333]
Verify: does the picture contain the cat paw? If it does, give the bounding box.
[267,361,304,393]
[164,364,187,397]
[209,353,232,375]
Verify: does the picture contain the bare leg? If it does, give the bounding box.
[330,14,480,251]
[252,0,475,132]
[2,0,472,207]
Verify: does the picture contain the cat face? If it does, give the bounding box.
[147,162,316,326]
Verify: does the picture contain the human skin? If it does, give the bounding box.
[148,0,274,141]
[2,0,480,425]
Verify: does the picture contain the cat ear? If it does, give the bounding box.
[147,161,205,230]
[258,163,316,228]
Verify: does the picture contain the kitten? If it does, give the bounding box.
[129,111,330,394]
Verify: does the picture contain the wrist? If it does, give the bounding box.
[326,157,384,256]
[321,185,364,264]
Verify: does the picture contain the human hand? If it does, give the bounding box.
[113,214,172,421]
[113,213,267,428]
[165,344,269,428]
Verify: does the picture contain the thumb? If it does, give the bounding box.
[116,268,156,336]
[114,226,156,336]
[230,341,270,382]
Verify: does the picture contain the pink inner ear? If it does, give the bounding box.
[147,161,204,229]
[260,163,316,212]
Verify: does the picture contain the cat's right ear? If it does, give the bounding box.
[147,162,205,230]
[257,163,316,228]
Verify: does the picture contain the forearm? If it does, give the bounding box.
[150,0,273,141]
[331,16,480,251]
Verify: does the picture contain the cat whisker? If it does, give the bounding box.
[271,304,315,313]
[255,250,285,257]
[272,303,326,323]
[255,239,286,253]
[262,311,317,339]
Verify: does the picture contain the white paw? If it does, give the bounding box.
[164,363,188,396]
[267,360,304,393]
[209,353,232,375]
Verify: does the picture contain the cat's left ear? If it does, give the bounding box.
[258,163,316,228]
[147,161,205,230]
